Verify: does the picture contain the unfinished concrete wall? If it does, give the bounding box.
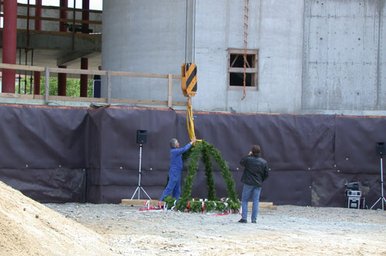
[102,0,386,115]
[101,0,187,103]
[302,0,386,114]
[206,0,304,113]
[102,0,304,113]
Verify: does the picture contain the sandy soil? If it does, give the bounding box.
[0,181,114,256]
[1,181,386,256]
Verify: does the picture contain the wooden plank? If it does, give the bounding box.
[248,202,277,210]
[0,93,186,107]
[0,63,180,80]
[0,93,34,99]
[48,67,106,76]
[122,199,276,211]
[121,199,161,207]
[109,98,184,106]
[110,71,168,79]
[0,63,45,72]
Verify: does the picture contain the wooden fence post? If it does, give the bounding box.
[44,67,50,103]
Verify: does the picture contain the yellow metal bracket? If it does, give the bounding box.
[181,63,197,97]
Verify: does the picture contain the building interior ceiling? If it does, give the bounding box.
[0,3,102,72]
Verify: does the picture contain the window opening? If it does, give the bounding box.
[228,50,258,88]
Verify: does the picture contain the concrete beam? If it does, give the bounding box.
[0,30,101,52]
[57,50,95,66]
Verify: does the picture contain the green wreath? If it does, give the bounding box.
[169,140,240,213]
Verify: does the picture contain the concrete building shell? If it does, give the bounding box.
[102,0,386,115]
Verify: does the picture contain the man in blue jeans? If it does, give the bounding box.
[238,145,269,223]
[160,137,196,201]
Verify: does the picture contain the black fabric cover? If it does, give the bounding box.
[0,104,385,208]
[0,104,87,202]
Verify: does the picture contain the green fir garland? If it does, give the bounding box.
[176,140,241,212]
[202,145,216,200]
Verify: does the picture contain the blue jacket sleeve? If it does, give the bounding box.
[173,142,192,155]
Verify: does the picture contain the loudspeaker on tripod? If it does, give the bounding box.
[136,130,147,144]
[376,142,385,156]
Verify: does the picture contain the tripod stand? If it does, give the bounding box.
[370,154,386,210]
[130,144,151,200]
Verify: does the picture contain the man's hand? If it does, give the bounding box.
[191,137,197,144]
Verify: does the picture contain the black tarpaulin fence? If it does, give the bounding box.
[0,104,384,207]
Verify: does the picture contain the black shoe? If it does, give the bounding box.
[238,219,247,223]
[251,220,256,223]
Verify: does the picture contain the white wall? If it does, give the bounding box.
[102,0,186,102]
[302,0,384,113]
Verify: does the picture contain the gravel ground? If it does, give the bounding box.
[45,203,386,256]
[4,178,382,256]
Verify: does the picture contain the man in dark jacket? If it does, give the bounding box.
[238,144,268,223]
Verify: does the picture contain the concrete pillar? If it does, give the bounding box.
[33,0,42,95]
[82,0,90,33]
[59,0,68,32]
[58,66,67,96]
[2,0,17,93]
[80,58,88,97]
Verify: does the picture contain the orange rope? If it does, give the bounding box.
[241,0,249,100]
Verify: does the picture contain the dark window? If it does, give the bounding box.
[228,49,258,88]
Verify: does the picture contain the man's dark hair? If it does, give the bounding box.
[251,145,261,156]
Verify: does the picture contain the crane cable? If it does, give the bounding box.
[242,0,249,100]
[184,0,197,140]
[184,0,196,64]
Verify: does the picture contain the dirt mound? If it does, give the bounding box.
[0,181,115,256]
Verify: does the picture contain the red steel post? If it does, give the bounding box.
[2,0,17,93]
[58,0,68,96]
[33,0,42,95]
[58,66,67,96]
[59,0,68,32]
[79,0,90,97]
[80,58,88,97]
[82,0,90,33]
